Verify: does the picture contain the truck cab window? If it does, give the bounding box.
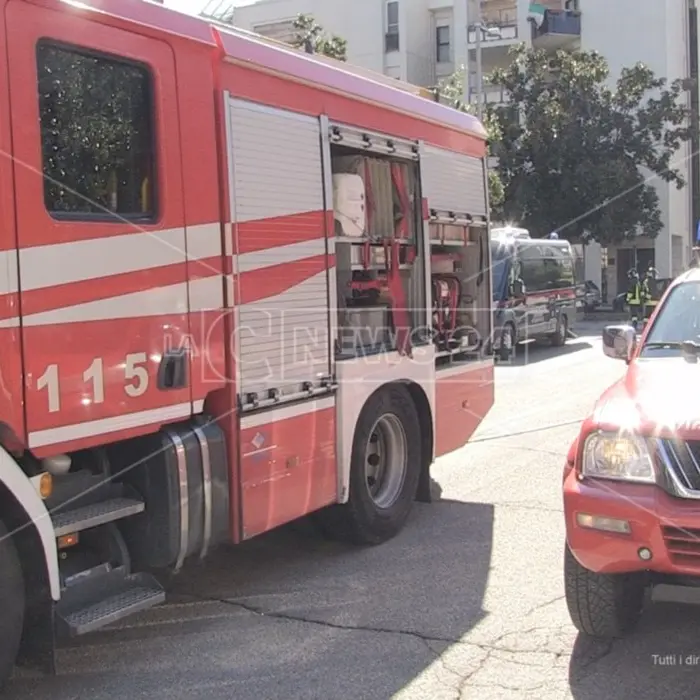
[36,41,156,220]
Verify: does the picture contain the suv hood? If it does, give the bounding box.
[591,358,700,437]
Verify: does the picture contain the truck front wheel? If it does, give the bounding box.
[564,543,646,638]
[316,384,422,545]
[0,520,24,689]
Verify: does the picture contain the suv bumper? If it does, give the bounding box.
[564,464,700,577]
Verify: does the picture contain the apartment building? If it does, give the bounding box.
[231,0,698,295]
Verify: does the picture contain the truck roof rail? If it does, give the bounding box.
[491,226,531,239]
[201,17,433,100]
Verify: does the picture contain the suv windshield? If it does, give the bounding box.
[639,279,700,357]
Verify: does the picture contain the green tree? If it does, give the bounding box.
[435,68,504,213]
[291,14,348,61]
[487,45,693,245]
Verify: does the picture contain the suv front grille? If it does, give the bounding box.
[657,438,700,494]
[662,525,700,566]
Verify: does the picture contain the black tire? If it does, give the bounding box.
[0,520,24,689]
[316,384,422,545]
[564,544,646,638]
[497,323,515,362]
[551,314,568,347]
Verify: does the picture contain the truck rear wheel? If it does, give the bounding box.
[564,543,645,638]
[551,315,568,347]
[317,384,422,545]
[0,520,24,689]
[498,323,515,361]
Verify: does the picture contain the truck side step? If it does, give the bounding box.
[52,497,145,537]
[56,569,165,637]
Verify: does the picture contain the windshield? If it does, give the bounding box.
[639,280,700,357]
[490,241,512,301]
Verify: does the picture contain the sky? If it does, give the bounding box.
[163,0,255,15]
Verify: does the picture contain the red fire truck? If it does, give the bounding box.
[0,0,494,684]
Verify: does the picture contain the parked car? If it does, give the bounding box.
[612,291,626,312]
[563,268,700,638]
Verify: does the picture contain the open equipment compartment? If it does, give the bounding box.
[329,123,428,358]
[419,142,492,368]
[429,216,491,363]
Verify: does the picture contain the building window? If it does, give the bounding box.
[36,41,156,220]
[385,1,399,52]
[436,25,450,63]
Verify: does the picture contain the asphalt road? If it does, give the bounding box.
[9,322,700,700]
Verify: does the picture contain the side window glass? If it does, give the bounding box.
[559,257,575,287]
[37,41,156,220]
[520,258,546,292]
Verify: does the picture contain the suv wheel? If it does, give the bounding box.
[564,544,646,638]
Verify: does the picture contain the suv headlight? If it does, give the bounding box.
[581,431,656,483]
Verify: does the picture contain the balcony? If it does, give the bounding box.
[469,84,510,105]
[468,6,518,44]
[531,8,581,50]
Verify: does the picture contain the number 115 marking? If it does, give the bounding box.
[36,353,150,413]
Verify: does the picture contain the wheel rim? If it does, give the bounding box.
[365,413,408,509]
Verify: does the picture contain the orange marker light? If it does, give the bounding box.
[39,472,52,499]
[57,533,79,549]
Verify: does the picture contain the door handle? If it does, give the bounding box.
[158,348,188,390]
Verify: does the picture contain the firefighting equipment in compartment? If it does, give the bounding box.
[339,154,415,356]
[333,173,366,237]
[431,274,475,351]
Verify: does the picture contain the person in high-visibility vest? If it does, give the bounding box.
[642,264,659,320]
[626,268,643,329]
[690,247,700,269]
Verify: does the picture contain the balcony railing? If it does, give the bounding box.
[482,7,517,27]
[468,84,510,105]
[531,8,581,49]
[467,6,518,43]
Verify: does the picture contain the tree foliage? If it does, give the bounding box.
[436,67,504,212]
[291,14,348,62]
[487,45,693,245]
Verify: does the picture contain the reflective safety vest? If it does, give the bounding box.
[642,279,656,306]
[626,282,642,305]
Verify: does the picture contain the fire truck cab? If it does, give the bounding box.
[0,0,494,685]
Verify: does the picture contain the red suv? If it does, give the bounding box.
[564,268,700,637]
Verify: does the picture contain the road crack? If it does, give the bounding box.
[182,594,572,696]
[182,592,464,645]
[493,501,564,514]
[526,594,566,614]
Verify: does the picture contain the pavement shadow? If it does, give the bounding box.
[568,601,700,700]
[498,339,593,367]
[5,499,494,700]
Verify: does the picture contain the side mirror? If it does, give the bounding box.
[602,324,636,362]
[512,278,525,297]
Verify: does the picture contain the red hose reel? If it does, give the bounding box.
[432,273,461,350]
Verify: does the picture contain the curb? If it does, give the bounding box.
[581,312,629,322]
